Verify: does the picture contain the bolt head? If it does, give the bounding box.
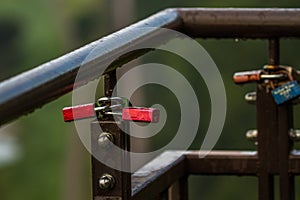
[289,129,300,141]
[98,132,114,147]
[244,92,256,104]
[99,174,115,190]
[246,130,258,142]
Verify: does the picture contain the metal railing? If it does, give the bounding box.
[1,8,300,125]
[1,8,300,200]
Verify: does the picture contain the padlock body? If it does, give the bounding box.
[272,81,300,105]
[122,108,160,123]
[233,70,261,84]
[62,103,95,122]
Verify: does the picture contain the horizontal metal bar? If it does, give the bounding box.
[185,151,258,175]
[131,150,258,199]
[2,8,300,125]
[185,150,300,175]
[178,8,300,38]
[132,151,186,200]
[0,9,181,125]
[131,150,300,199]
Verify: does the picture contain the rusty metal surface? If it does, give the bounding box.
[256,86,276,200]
[256,40,279,200]
[91,121,131,199]
[131,150,258,199]
[255,39,296,200]
[268,39,280,65]
[270,39,295,200]
[2,8,300,125]
[91,69,131,200]
[130,149,300,199]
[185,151,258,175]
[177,8,300,38]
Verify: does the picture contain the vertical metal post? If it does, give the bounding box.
[168,176,188,200]
[278,104,294,200]
[268,38,279,66]
[257,38,279,200]
[270,38,296,200]
[104,71,117,97]
[257,86,276,200]
[268,38,295,200]
[91,70,131,200]
[159,191,169,200]
[257,38,295,200]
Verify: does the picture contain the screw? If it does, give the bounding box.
[244,92,256,104]
[246,129,258,142]
[289,129,300,141]
[99,174,115,190]
[98,132,114,147]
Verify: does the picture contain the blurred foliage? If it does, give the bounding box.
[1,1,300,200]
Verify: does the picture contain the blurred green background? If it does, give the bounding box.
[1,0,300,200]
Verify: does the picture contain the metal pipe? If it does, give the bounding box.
[0,9,181,125]
[177,8,300,38]
[2,8,300,125]
[268,38,280,65]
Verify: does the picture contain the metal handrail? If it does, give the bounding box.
[1,8,300,125]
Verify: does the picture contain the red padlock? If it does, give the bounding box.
[62,103,159,123]
[62,103,96,122]
[122,107,160,123]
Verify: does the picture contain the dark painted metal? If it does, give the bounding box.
[256,87,276,200]
[159,190,168,200]
[91,70,131,200]
[0,9,181,125]
[131,150,300,199]
[278,105,295,200]
[131,151,186,200]
[2,8,300,125]
[289,152,300,174]
[91,121,130,199]
[177,8,300,38]
[168,177,188,200]
[185,151,258,175]
[256,39,282,200]
[104,72,117,97]
[1,7,300,199]
[255,39,296,200]
[132,150,257,199]
[271,38,295,200]
[268,39,279,65]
